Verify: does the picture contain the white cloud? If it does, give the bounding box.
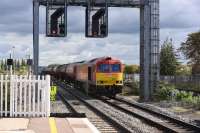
[0,0,200,66]
[0,33,140,65]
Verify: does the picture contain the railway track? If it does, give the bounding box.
[56,82,124,133]
[98,96,200,133]
[55,80,162,132]
[55,79,200,132]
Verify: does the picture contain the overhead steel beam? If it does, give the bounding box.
[33,0,40,75]
[37,0,141,7]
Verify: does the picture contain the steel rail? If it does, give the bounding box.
[98,96,178,133]
[57,81,132,133]
[105,96,200,132]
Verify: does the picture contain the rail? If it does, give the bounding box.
[56,80,132,133]
[111,96,200,132]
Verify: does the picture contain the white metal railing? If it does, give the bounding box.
[0,75,50,117]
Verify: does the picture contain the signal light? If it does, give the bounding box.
[27,59,33,66]
[85,0,108,38]
[46,3,67,37]
[7,59,13,66]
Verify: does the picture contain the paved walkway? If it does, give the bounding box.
[0,118,100,133]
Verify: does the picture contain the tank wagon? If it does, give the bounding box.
[44,57,124,96]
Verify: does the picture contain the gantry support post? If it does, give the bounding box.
[33,0,40,75]
[140,0,160,101]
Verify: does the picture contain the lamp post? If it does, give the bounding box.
[12,46,15,75]
[26,48,32,76]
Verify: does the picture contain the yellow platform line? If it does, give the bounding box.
[49,117,58,133]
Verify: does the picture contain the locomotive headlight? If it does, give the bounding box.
[116,81,122,84]
[97,81,104,84]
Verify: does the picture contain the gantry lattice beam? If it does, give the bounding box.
[140,0,160,101]
[36,0,142,7]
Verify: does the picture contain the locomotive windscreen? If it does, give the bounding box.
[98,64,121,72]
[111,64,121,72]
[98,64,109,72]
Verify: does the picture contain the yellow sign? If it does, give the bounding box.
[50,86,57,101]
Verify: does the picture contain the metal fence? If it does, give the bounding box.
[124,74,140,83]
[124,74,200,88]
[0,75,50,117]
[160,75,200,87]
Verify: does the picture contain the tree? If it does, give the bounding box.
[179,31,200,75]
[175,65,192,76]
[160,38,179,75]
[124,65,140,74]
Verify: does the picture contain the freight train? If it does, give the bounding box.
[43,57,124,97]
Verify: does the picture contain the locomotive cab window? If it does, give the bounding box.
[111,64,121,72]
[98,64,109,72]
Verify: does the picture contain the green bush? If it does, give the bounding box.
[122,80,140,96]
[182,96,200,109]
[155,82,176,101]
[131,80,140,95]
[175,91,193,101]
[155,82,200,109]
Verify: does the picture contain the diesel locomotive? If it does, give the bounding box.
[44,57,124,96]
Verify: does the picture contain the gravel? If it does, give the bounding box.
[87,99,161,133]
[117,95,196,125]
[50,94,70,114]
[58,86,119,133]
[65,85,161,133]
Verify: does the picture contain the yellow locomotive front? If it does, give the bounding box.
[96,72,123,86]
[95,59,123,96]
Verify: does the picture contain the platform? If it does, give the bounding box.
[0,118,100,133]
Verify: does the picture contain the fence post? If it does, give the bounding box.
[32,75,36,117]
[5,75,8,117]
[46,75,50,117]
[10,75,13,117]
[19,76,23,117]
[14,75,17,117]
[0,75,3,117]
[37,75,40,117]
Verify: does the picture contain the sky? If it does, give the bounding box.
[0,0,200,66]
